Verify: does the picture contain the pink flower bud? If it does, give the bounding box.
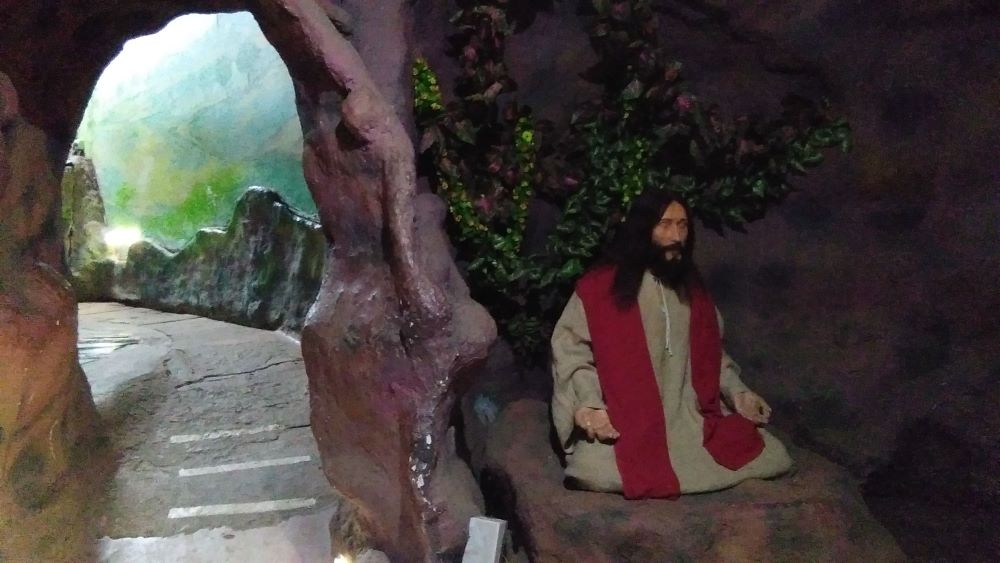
[738,139,752,156]
[475,195,493,215]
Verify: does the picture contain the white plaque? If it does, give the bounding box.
[461,516,507,563]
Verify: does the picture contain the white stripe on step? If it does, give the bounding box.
[169,424,282,444]
[167,498,317,519]
[178,456,312,477]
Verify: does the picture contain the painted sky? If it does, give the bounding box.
[76,12,313,246]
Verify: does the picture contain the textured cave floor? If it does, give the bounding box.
[78,302,341,562]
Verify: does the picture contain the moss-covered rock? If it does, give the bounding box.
[115,186,325,332]
[61,147,115,300]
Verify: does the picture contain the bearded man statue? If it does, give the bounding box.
[550,189,793,498]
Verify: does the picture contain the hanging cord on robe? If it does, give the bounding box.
[656,279,674,356]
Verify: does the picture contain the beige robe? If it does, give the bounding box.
[551,271,793,494]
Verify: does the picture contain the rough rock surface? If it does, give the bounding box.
[0,0,244,152]
[648,5,1000,559]
[3,1,495,558]
[61,145,114,301]
[0,72,63,270]
[253,1,496,559]
[117,186,325,333]
[0,71,102,562]
[339,0,416,140]
[482,400,904,563]
[0,265,103,563]
[60,162,324,331]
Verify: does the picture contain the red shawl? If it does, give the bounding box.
[575,266,764,499]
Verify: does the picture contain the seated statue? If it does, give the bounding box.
[551,189,793,498]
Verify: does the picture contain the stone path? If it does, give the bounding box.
[78,303,341,562]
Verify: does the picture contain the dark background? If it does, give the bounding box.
[415,1,1000,559]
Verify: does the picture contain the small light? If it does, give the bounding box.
[104,226,142,248]
[334,555,352,563]
[103,226,143,262]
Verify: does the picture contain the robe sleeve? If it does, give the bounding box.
[716,307,751,405]
[551,292,606,451]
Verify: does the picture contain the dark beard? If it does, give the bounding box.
[648,244,691,288]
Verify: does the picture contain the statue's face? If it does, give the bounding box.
[650,201,689,261]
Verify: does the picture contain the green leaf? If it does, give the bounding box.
[559,259,583,280]
[689,140,704,164]
[811,129,833,145]
[752,179,767,198]
[622,79,644,101]
[802,151,824,166]
[451,120,478,144]
[419,128,438,153]
[541,270,556,287]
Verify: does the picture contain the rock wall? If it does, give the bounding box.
[116,186,325,333]
[61,153,323,333]
[654,4,999,559]
[252,1,496,558]
[62,146,115,301]
[417,1,1000,559]
[0,71,102,562]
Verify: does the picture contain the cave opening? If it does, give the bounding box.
[60,11,338,560]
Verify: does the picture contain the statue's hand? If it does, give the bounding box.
[574,407,620,442]
[734,391,772,425]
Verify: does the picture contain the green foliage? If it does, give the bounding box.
[110,183,137,218]
[142,165,247,244]
[573,0,851,233]
[415,0,852,361]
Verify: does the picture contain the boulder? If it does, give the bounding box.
[116,186,325,333]
[482,400,904,562]
[61,146,115,300]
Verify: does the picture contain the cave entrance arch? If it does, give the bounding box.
[64,11,335,554]
[0,1,493,561]
[66,11,322,329]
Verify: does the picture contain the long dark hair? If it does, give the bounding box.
[600,189,697,308]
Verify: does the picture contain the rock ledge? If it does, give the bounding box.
[482,399,904,562]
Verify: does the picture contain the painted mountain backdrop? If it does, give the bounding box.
[76,12,313,246]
